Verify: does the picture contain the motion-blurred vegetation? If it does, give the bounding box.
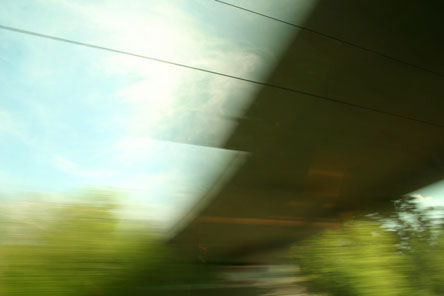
[5,190,444,296]
[0,190,213,295]
[292,197,444,296]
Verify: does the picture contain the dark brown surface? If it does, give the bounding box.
[170,0,444,264]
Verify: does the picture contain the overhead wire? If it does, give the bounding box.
[214,0,444,79]
[0,24,443,128]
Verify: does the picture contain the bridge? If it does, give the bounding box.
[170,0,444,264]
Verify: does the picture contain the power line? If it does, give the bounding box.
[214,0,444,79]
[0,24,443,128]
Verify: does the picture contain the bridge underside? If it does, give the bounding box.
[171,0,444,264]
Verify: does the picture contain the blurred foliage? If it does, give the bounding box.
[292,198,444,296]
[0,190,213,295]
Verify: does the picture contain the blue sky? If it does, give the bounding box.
[0,0,317,226]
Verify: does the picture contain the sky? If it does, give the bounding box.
[409,180,444,209]
[0,0,317,227]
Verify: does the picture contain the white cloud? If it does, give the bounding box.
[61,1,268,147]
[0,0,277,226]
[110,136,165,164]
[52,155,115,179]
[3,0,269,149]
[411,194,433,202]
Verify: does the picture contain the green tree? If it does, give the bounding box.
[293,220,410,296]
[0,191,213,296]
[292,197,444,296]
